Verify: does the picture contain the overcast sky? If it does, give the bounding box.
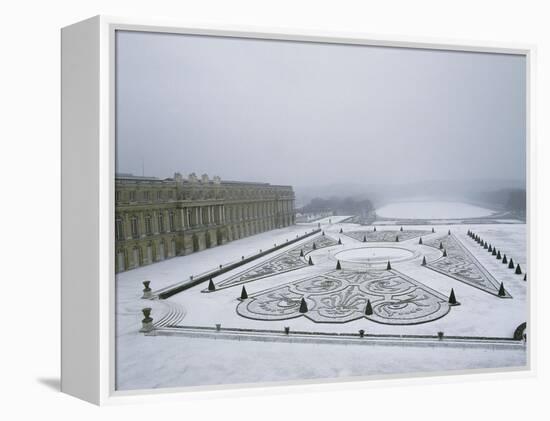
[116,30,526,188]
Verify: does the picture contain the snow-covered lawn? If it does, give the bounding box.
[116,334,525,391]
[115,216,527,390]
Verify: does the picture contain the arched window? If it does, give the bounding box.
[144,215,152,235]
[158,241,165,260]
[170,238,176,256]
[158,213,165,233]
[169,211,175,231]
[132,246,141,266]
[130,216,139,238]
[116,249,125,272]
[115,217,124,241]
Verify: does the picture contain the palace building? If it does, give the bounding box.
[115,172,296,272]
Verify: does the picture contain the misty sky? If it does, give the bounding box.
[116,30,526,188]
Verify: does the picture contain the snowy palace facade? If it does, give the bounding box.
[115,172,296,272]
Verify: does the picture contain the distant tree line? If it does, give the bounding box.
[469,188,526,214]
[505,189,527,213]
[299,197,374,216]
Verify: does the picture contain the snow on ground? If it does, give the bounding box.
[116,334,525,391]
[376,201,496,219]
[116,212,527,390]
[144,224,526,338]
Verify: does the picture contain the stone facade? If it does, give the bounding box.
[115,173,295,273]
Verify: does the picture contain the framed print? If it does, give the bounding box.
[61,16,534,405]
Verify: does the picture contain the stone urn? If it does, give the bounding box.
[142,280,152,299]
[140,308,154,333]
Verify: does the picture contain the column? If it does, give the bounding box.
[140,212,148,237]
[124,213,132,240]
[152,210,159,234]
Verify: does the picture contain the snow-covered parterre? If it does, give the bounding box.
[116,210,527,390]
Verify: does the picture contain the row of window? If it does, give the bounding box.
[116,212,176,240]
[115,187,294,203]
[115,208,293,241]
[116,190,174,203]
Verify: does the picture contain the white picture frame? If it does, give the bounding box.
[61,15,536,405]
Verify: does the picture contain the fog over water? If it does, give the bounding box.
[116,31,526,205]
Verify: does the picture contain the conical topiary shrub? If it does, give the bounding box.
[443,249,447,257]
[432,227,435,233]
[312,242,317,250]
[299,297,308,313]
[240,286,248,300]
[439,241,443,250]
[338,238,342,245]
[363,235,367,242]
[419,237,423,245]
[448,288,457,305]
[300,249,304,257]
[374,226,377,232]
[498,282,506,297]
[386,261,392,270]
[340,228,343,234]
[365,299,373,316]
[448,229,451,235]
[515,264,522,274]
[308,256,314,266]
[488,244,493,252]
[508,258,515,269]
[421,256,427,266]
[395,235,399,242]
[492,248,497,256]
[336,260,342,270]
[502,254,508,264]
[400,226,404,232]
[208,278,216,291]
[496,250,502,259]
[483,241,488,249]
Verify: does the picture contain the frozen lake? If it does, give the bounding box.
[376,201,496,219]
